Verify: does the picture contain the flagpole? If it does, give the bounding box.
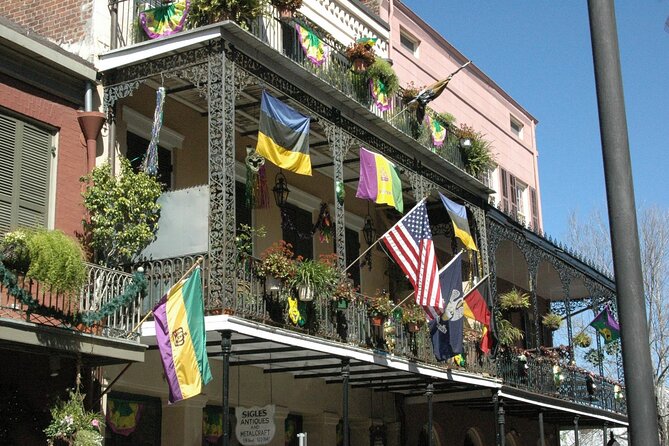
[388,61,472,125]
[389,250,465,313]
[127,256,205,337]
[462,274,490,301]
[343,198,427,273]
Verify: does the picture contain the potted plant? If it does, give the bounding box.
[400,81,422,103]
[345,41,375,73]
[269,0,302,20]
[236,224,266,267]
[401,303,425,333]
[81,159,162,269]
[187,0,264,29]
[451,124,497,177]
[0,229,87,296]
[573,332,592,348]
[366,290,394,326]
[332,277,358,309]
[44,389,104,446]
[289,257,338,301]
[498,288,531,311]
[256,240,297,288]
[0,229,31,273]
[541,312,563,331]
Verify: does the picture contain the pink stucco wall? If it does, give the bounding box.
[381,0,543,229]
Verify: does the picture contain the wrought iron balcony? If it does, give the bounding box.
[0,262,142,339]
[133,252,626,415]
[106,1,468,171]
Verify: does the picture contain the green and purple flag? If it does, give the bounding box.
[589,307,620,344]
[154,267,212,403]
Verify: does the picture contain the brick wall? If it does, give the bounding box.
[0,73,88,238]
[0,0,92,44]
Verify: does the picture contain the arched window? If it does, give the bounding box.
[464,428,484,446]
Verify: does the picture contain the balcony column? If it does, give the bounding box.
[527,256,541,349]
[465,204,488,278]
[207,51,250,310]
[493,393,505,446]
[426,381,434,446]
[538,410,546,446]
[602,423,608,446]
[219,330,232,446]
[342,359,350,446]
[574,415,580,446]
[323,122,353,271]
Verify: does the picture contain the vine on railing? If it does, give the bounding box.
[0,256,146,327]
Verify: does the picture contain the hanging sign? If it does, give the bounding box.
[235,404,276,445]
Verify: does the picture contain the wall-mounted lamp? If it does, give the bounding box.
[272,170,290,208]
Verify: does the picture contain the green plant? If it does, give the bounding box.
[366,290,394,317]
[187,0,266,29]
[270,0,302,12]
[401,302,425,325]
[585,348,604,366]
[495,312,524,347]
[434,111,456,126]
[81,159,162,268]
[1,229,87,295]
[332,277,359,304]
[44,389,104,446]
[236,224,266,262]
[452,124,496,177]
[498,288,531,311]
[256,240,297,283]
[290,256,339,299]
[541,312,563,331]
[363,58,400,96]
[345,42,375,65]
[573,332,592,348]
[401,81,422,100]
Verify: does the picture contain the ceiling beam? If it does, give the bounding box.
[227,354,336,366]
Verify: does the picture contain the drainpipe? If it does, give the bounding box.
[77,82,106,172]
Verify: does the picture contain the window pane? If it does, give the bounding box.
[126,132,172,189]
[282,203,313,260]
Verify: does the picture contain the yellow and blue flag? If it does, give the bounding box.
[153,267,212,403]
[256,91,312,176]
[439,192,478,251]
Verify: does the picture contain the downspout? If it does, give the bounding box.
[387,0,394,61]
[77,81,106,172]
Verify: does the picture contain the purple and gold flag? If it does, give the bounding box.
[295,24,328,66]
[589,307,620,344]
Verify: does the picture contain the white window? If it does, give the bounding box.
[510,116,524,139]
[399,29,420,57]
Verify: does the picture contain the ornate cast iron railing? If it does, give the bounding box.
[132,253,625,414]
[106,2,467,170]
[0,263,139,339]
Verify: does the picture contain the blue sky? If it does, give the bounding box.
[404,0,669,240]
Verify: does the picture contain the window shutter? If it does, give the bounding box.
[530,187,539,231]
[0,114,51,233]
[509,174,518,217]
[17,123,50,228]
[500,168,509,212]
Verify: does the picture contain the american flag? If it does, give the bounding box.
[382,200,443,320]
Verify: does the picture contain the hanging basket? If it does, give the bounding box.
[369,315,384,327]
[336,299,349,310]
[352,58,369,73]
[298,285,314,301]
[278,8,293,21]
[406,322,421,333]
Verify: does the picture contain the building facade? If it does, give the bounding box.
[0,1,626,445]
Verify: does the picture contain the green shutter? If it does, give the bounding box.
[0,113,52,234]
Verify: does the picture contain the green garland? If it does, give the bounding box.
[0,256,147,329]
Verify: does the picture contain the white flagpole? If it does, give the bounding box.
[343,198,427,272]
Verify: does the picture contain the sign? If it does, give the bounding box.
[235,405,275,445]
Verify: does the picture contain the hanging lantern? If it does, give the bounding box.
[363,214,375,246]
[272,170,290,208]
